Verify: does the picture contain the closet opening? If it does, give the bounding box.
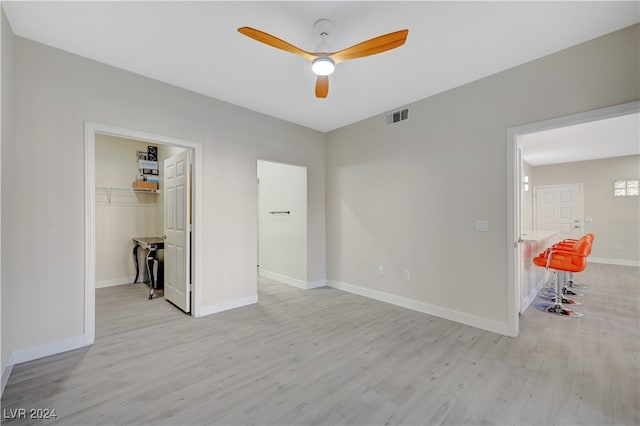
[84,122,203,345]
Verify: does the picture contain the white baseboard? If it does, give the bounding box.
[9,335,88,366]
[1,334,89,397]
[260,270,326,290]
[306,279,328,289]
[1,363,13,396]
[197,295,258,317]
[589,257,640,267]
[96,277,132,288]
[327,280,511,336]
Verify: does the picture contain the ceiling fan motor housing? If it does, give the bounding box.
[313,19,334,38]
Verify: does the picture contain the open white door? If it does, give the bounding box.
[164,150,191,313]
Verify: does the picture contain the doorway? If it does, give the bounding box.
[256,160,308,288]
[506,100,640,337]
[84,122,203,345]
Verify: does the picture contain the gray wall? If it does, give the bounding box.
[532,155,640,263]
[2,34,325,361]
[325,25,639,327]
[1,9,15,374]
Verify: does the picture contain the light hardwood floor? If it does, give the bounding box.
[2,263,639,425]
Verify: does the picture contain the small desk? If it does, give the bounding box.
[132,237,164,299]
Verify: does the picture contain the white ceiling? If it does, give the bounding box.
[2,1,639,133]
[520,112,640,167]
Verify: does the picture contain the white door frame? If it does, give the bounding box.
[84,122,203,345]
[506,100,639,337]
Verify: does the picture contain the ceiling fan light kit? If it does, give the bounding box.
[311,57,335,76]
[237,23,408,98]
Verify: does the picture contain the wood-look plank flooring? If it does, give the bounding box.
[2,263,639,425]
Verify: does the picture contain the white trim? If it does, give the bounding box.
[327,280,511,336]
[1,364,13,396]
[260,270,305,287]
[506,101,640,339]
[95,278,134,288]
[8,335,86,367]
[198,295,258,317]
[1,334,86,396]
[306,280,328,289]
[589,257,640,267]
[84,122,203,341]
[84,123,96,345]
[260,270,326,290]
[506,127,520,337]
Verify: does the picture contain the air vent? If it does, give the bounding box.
[385,108,409,125]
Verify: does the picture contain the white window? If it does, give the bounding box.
[614,179,640,196]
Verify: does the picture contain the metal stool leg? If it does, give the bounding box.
[539,271,581,305]
[566,271,589,289]
[536,269,583,317]
[561,271,583,296]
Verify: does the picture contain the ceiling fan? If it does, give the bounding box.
[237,20,408,99]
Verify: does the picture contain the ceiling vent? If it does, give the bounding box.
[385,108,409,125]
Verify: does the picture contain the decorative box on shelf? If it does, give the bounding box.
[138,160,158,170]
[132,181,158,191]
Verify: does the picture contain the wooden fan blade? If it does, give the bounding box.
[237,27,317,62]
[329,29,408,64]
[315,76,329,98]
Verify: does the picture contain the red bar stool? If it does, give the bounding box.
[533,236,591,317]
[561,233,594,290]
[548,233,594,293]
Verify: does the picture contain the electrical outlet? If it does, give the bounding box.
[403,270,411,281]
[475,220,489,232]
[615,243,622,250]
[378,265,384,276]
[220,272,226,282]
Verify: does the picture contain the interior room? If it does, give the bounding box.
[516,113,640,314]
[1,2,638,425]
[95,134,191,309]
[257,159,313,289]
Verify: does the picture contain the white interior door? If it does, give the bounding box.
[164,150,191,313]
[534,184,583,241]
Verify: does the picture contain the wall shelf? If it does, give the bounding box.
[96,186,159,206]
